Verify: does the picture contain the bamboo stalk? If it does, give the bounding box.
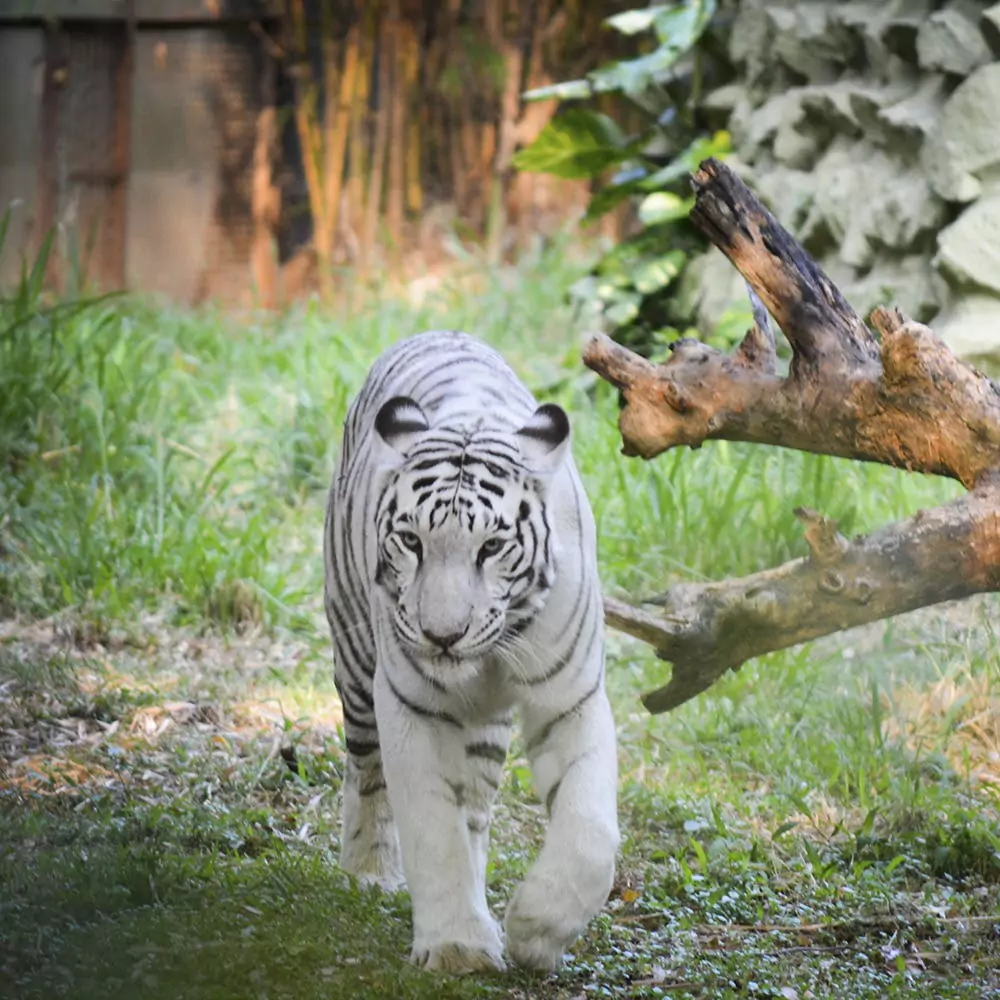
[251,104,279,308]
[459,92,479,221]
[287,0,326,291]
[346,5,374,243]
[386,2,407,240]
[403,19,422,215]
[317,20,361,295]
[316,0,339,300]
[362,5,391,271]
[487,39,523,262]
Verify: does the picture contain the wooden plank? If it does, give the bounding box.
[32,21,66,290]
[107,0,135,288]
[0,0,281,23]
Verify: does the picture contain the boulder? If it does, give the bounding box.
[933,292,1000,357]
[922,63,1000,202]
[883,17,924,63]
[733,91,803,160]
[916,7,992,75]
[735,81,872,169]
[798,82,867,138]
[800,140,945,267]
[729,1,774,88]
[804,141,870,264]
[676,249,754,338]
[700,83,750,132]
[982,3,1000,55]
[833,1,925,74]
[767,4,861,83]
[754,166,815,235]
[934,197,1000,294]
[843,255,944,322]
[772,118,825,169]
[844,75,923,145]
[701,83,747,115]
[874,74,948,150]
[869,172,948,252]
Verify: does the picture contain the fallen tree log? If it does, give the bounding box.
[586,157,1000,714]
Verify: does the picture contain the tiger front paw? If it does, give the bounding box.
[504,888,570,972]
[411,939,506,975]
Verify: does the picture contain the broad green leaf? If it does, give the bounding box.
[596,275,633,300]
[584,174,649,222]
[597,227,672,278]
[632,250,687,293]
[604,289,642,326]
[684,128,732,166]
[605,4,674,35]
[639,130,732,190]
[611,165,652,185]
[568,275,602,307]
[653,0,716,49]
[591,1,717,96]
[638,192,693,226]
[512,110,629,179]
[639,160,690,190]
[588,46,685,96]
[522,78,593,102]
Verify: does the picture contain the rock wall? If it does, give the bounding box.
[690,0,1000,357]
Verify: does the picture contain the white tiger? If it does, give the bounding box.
[324,330,619,974]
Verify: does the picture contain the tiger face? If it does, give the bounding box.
[372,397,570,666]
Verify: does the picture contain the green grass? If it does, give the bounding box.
[2,235,999,999]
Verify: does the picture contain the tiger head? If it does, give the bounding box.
[372,396,571,669]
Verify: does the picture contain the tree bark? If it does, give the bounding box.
[584,158,1000,713]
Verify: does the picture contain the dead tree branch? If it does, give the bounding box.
[606,490,1000,713]
[587,158,1000,713]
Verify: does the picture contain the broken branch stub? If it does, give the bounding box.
[587,157,1000,713]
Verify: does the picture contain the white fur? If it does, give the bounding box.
[327,333,619,975]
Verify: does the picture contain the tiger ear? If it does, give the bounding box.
[375,396,429,454]
[516,403,570,474]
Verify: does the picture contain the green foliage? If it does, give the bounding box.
[509,110,634,179]
[515,0,731,355]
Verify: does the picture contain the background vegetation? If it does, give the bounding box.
[3,226,999,998]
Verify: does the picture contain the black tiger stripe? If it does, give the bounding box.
[339,681,374,718]
[545,778,561,816]
[405,354,486,395]
[501,566,535,601]
[345,737,381,757]
[384,671,463,729]
[523,592,598,687]
[326,598,375,683]
[525,670,603,756]
[336,493,374,630]
[465,741,508,764]
[341,704,377,732]
[399,646,447,692]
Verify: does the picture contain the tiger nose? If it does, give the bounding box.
[423,626,467,651]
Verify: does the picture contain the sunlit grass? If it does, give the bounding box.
[2,235,999,998]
